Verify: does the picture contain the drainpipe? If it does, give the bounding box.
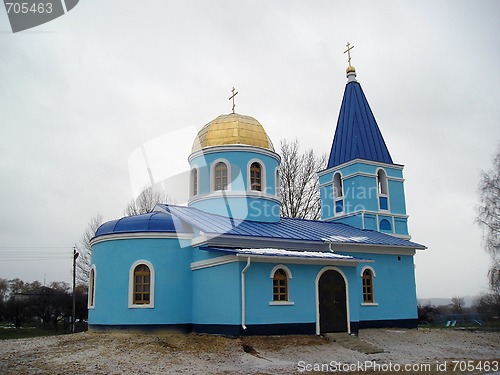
[241,257,251,331]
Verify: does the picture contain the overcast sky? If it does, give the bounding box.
[0,1,499,301]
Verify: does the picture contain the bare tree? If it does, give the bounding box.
[75,214,103,286]
[279,139,327,220]
[477,143,500,294]
[124,186,171,217]
[450,296,465,314]
[0,278,8,302]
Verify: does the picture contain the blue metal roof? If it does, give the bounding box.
[159,204,425,249]
[327,81,393,168]
[94,211,192,237]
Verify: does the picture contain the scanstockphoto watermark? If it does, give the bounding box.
[3,0,79,33]
[297,360,500,373]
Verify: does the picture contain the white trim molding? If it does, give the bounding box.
[189,145,281,163]
[269,264,294,305]
[190,165,199,197]
[190,255,238,270]
[90,232,193,246]
[211,158,231,192]
[188,189,281,206]
[360,265,376,278]
[247,158,266,193]
[269,264,293,279]
[320,171,405,187]
[360,265,376,305]
[318,158,404,178]
[88,265,96,309]
[275,167,280,198]
[128,259,155,309]
[269,301,295,306]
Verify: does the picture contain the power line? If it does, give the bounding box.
[0,246,72,249]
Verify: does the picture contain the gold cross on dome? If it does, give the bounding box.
[229,87,238,114]
[344,42,354,67]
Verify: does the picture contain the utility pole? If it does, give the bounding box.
[72,246,79,333]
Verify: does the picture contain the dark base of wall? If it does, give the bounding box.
[89,323,316,337]
[193,323,316,337]
[89,319,416,337]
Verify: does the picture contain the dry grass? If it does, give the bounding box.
[0,329,498,374]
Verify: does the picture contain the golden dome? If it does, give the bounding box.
[191,113,274,153]
[346,65,356,73]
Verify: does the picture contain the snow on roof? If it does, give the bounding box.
[210,247,371,262]
[321,235,369,243]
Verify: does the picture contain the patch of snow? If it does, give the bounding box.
[237,248,354,260]
[322,235,369,243]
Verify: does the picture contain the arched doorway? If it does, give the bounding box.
[317,268,348,333]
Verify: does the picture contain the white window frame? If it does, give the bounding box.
[376,168,390,211]
[210,159,231,192]
[128,259,155,309]
[275,167,280,197]
[247,159,266,192]
[333,172,344,215]
[191,166,199,197]
[269,264,294,306]
[88,265,96,309]
[360,266,378,306]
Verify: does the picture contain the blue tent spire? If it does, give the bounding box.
[327,68,393,168]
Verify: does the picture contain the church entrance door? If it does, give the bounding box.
[318,269,348,333]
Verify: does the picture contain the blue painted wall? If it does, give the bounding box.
[190,150,280,196]
[89,238,192,326]
[191,261,242,325]
[189,149,281,222]
[320,161,409,237]
[352,253,418,322]
[242,262,361,327]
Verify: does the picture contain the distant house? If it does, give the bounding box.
[88,62,426,336]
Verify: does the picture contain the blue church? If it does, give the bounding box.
[88,60,426,336]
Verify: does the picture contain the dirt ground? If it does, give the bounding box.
[0,328,499,374]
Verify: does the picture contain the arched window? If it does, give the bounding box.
[88,266,96,308]
[362,269,374,303]
[250,162,262,191]
[333,173,343,198]
[191,168,198,196]
[377,169,389,210]
[380,219,392,231]
[377,169,388,195]
[333,172,344,214]
[214,162,228,191]
[273,268,288,301]
[275,169,280,196]
[133,264,151,305]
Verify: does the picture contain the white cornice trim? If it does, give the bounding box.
[190,255,238,270]
[318,158,404,177]
[192,233,424,253]
[339,247,416,256]
[319,171,405,186]
[234,253,368,266]
[190,251,367,271]
[90,232,193,246]
[188,145,281,163]
[324,210,409,220]
[188,190,281,205]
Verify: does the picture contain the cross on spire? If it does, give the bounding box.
[229,87,238,114]
[344,42,354,67]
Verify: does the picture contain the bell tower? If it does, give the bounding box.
[319,45,410,239]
